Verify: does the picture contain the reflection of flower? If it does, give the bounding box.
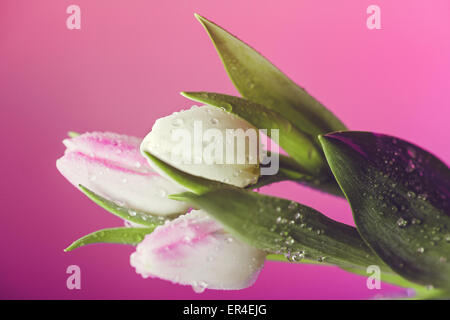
[141,105,260,188]
[56,132,189,217]
[130,210,266,292]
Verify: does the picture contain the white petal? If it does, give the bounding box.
[141,105,260,188]
[63,132,150,173]
[130,210,266,291]
[57,132,190,216]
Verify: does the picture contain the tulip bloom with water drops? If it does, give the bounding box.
[130,210,266,292]
[56,132,190,218]
[141,105,261,188]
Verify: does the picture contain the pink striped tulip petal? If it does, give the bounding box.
[56,132,189,216]
[130,210,266,292]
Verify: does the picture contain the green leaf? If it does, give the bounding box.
[67,131,80,138]
[142,152,229,195]
[64,227,154,252]
[181,91,327,177]
[169,188,391,271]
[79,185,169,227]
[194,14,347,141]
[267,254,450,298]
[320,131,450,290]
[267,253,416,288]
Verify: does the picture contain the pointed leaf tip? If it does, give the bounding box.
[64,227,154,252]
[321,131,450,289]
[195,15,347,139]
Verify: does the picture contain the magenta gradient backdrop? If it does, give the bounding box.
[1,0,449,299]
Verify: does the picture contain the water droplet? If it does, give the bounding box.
[407,191,416,199]
[285,237,295,245]
[407,147,417,159]
[288,201,298,210]
[294,213,303,220]
[114,200,125,207]
[396,218,408,228]
[210,118,219,125]
[128,210,137,217]
[276,217,287,224]
[192,281,208,293]
[417,193,428,201]
[172,118,184,127]
[405,160,416,173]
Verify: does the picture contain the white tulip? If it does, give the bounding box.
[141,105,260,188]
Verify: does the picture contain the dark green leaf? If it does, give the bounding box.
[320,131,450,289]
[64,227,154,252]
[194,14,347,140]
[181,91,327,177]
[169,188,390,271]
[79,185,169,227]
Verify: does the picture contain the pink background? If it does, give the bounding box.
[1,0,449,299]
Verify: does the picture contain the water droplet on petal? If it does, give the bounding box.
[172,118,184,127]
[192,281,208,294]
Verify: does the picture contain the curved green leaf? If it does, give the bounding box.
[194,14,347,140]
[64,227,154,252]
[169,188,391,271]
[79,185,169,227]
[267,253,430,292]
[320,131,450,290]
[142,152,228,195]
[144,150,343,198]
[181,91,327,177]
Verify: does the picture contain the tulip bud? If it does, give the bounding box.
[141,105,260,188]
[56,132,189,216]
[130,210,266,291]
